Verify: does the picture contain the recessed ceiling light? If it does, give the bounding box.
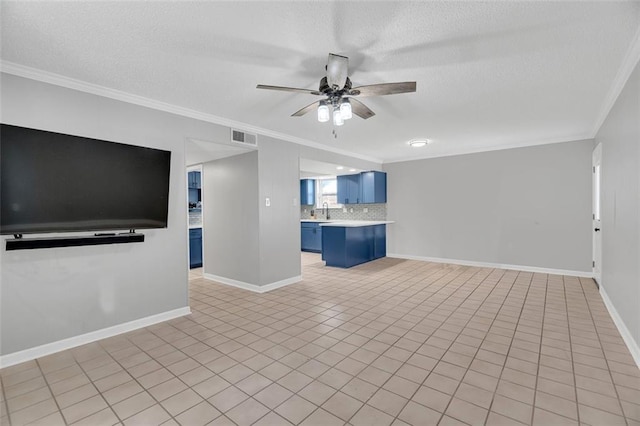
[409,139,431,147]
[349,168,357,172]
[336,166,344,170]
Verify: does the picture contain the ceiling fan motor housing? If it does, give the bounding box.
[319,76,352,97]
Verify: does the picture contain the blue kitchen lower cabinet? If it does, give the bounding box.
[373,224,386,259]
[322,224,386,268]
[301,222,322,252]
[189,228,202,268]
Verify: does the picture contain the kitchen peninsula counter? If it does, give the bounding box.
[316,221,394,268]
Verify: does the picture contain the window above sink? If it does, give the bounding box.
[316,177,342,209]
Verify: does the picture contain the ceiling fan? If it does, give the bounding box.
[257,53,416,126]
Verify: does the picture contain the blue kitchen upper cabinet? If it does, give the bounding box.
[338,171,386,204]
[337,174,360,204]
[188,171,201,189]
[300,179,315,205]
[360,171,387,204]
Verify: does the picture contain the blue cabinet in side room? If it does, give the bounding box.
[300,179,315,206]
[360,171,387,204]
[337,174,360,204]
[301,222,322,252]
[188,171,201,189]
[189,228,202,268]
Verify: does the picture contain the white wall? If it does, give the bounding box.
[384,140,593,273]
[0,73,228,356]
[201,136,382,289]
[202,152,260,285]
[595,60,640,354]
[258,136,302,286]
[0,73,384,359]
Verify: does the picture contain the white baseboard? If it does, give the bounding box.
[203,273,302,293]
[0,307,191,369]
[599,286,640,368]
[387,253,594,278]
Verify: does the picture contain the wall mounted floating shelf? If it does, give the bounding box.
[5,232,145,251]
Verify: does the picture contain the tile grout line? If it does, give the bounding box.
[455,269,536,425]
[261,262,474,425]
[574,277,629,425]
[480,270,536,426]
[528,272,549,426]
[563,274,583,426]
[347,265,506,425]
[336,264,485,425]
[3,255,638,426]
[388,266,506,425]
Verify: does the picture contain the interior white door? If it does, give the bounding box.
[592,144,602,284]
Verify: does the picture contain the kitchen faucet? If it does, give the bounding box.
[323,202,330,220]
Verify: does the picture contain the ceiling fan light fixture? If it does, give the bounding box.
[340,99,352,120]
[317,101,330,122]
[333,109,344,126]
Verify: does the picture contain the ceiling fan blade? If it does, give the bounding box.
[349,82,416,97]
[256,84,321,95]
[291,100,322,117]
[326,53,349,90]
[349,98,375,119]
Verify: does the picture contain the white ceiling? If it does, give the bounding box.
[185,138,253,167]
[299,158,362,178]
[2,2,639,163]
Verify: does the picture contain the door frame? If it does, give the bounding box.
[187,164,204,271]
[592,143,602,285]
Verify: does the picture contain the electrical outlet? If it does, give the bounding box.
[350,208,354,213]
[265,197,270,207]
[343,208,347,213]
[363,207,368,213]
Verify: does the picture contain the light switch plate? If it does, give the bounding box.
[265,197,271,207]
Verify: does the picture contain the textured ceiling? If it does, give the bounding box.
[2,1,639,163]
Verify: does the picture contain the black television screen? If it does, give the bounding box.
[1,124,171,235]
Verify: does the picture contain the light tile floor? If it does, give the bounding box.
[2,253,639,425]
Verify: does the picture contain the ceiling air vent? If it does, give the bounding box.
[231,129,258,147]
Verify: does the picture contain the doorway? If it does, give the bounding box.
[187,165,203,272]
[185,137,255,277]
[593,143,602,284]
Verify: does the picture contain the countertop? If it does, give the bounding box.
[301,219,394,227]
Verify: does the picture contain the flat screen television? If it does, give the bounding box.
[1,124,171,235]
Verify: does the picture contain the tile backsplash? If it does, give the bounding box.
[300,203,386,221]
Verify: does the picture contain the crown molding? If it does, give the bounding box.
[383,134,594,164]
[0,61,383,164]
[591,24,640,137]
